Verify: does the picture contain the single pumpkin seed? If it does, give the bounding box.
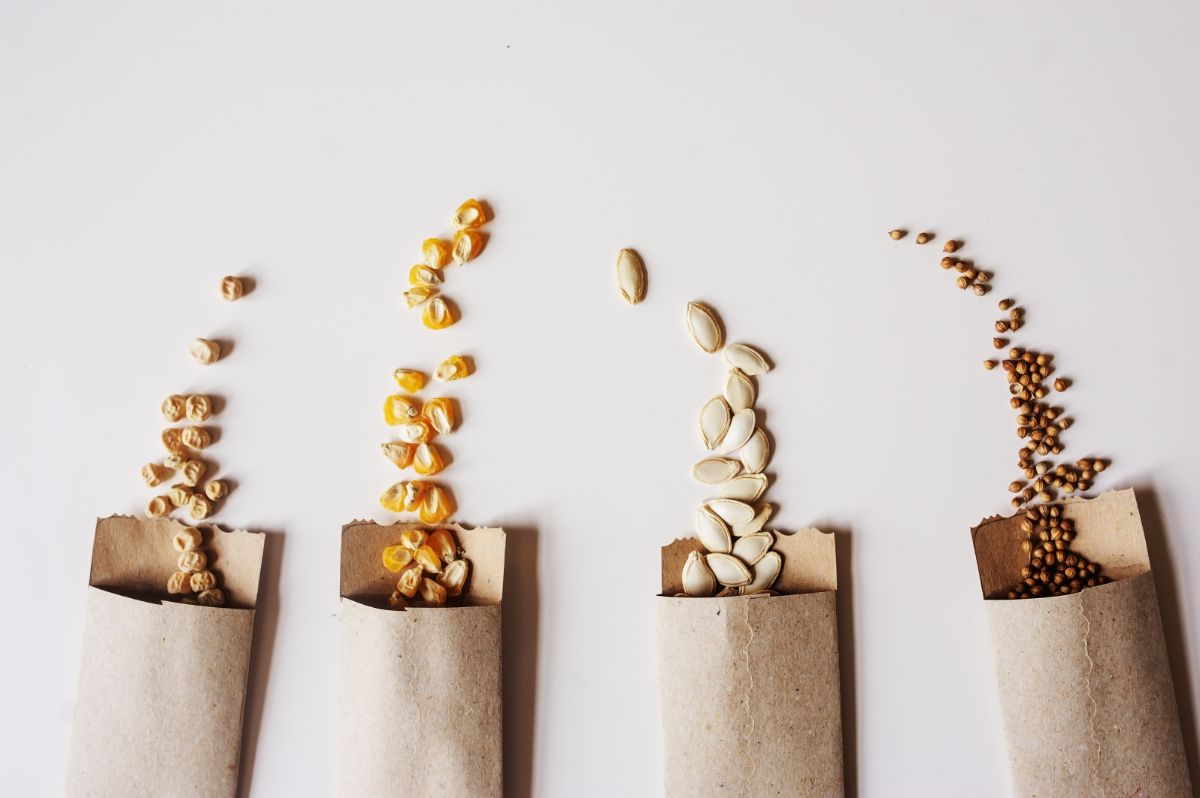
[706,498,755,525]
[682,550,716,596]
[732,503,773,536]
[699,396,732,450]
[706,552,752,587]
[740,428,770,473]
[741,550,782,594]
[615,249,647,304]
[723,368,756,412]
[695,506,732,553]
[686,302,723,353]
[732,531,774,566]
[718,473,768,502]
[716,408,755,453]
[692,457,741,485]
[723,343,771,375]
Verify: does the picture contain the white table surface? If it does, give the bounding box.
[1,2,1197,795]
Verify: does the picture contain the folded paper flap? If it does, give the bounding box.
[971,488,1150,599]
[340,521,505,605]
[660,527,836,595]
[89,515,265,608]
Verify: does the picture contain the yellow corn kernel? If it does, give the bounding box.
[452,198,487,229]
[419,484,454,525]
[400,528,427,550]
[381,442,415,469]
[396,418,433,444]
[392,368,426,393]
[182,426,211,450]
[428,528,458,563]
[142,462,169,487]
[419,577,448,606]
[433,355,470,383]
[396,561,422,597]
[409,264,443,287]
[188,494,213,520]
[421,296,455,330]
[387,591,407,609]
[146,495,171,518]
[380,482,408,512]
[168,483,193,508]
[451,229,483,265]
[439,558,470,597]
[404,286,437,308]
[413,544,442,574]
[422,238,451,269]
[180,459,206,487]
[381,544,414,573]
[412,442,445,476]
[402,481,428,511]
[162,395,186,422]
[383,394,421,426]
[421,397,456,435]
[162,428,185,455]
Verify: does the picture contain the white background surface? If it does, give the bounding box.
[1,2,1198,796]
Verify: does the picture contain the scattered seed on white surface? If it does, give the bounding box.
[740,428,770,474]
[700,396,732,450]
[695,506,733,553]
[692,457,741,485]
[705,498,755,525]
[723,369,756,412]
[723,344,770,376]
[716,408,755,453]
[718,473,769,502]
[686,302,723,353]
[682,551,716,596]
[616,249,647,304]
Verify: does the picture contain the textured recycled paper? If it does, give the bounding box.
[65,516,265,798]
[658,528,844,797]
[972,489,1192,797]
[337,521,505,798]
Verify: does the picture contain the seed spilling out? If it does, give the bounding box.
[705,498,755,525]
[686,302,723,353]
[699,396,732,450]
[723,344,771,376]
[695,506,732,554]
[732,531,774,566]
[740,428,770,474]
[743,550,781,594]
[692,457,741,485]
[439,558,469,596]
[682,551,716,597]
[706,553,752,587]
[716,408,755,453]
[723,369,756,412]
[718,473,768,502]
[615,249,647,305]
[732,503,773,537]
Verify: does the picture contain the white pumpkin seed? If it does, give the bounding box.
[706,498,755,525]
[616,248,646,304]
[692,457,741,485]
[682,551,717,596]
[732,503,773,536]
[699,396,731,450]
[740,428,770,474]
[686,302,723,353]
[716,408,755,453]
[723,343,771,375]
[706,552,752,586]
[741,550,782,594]
[732,531,774,565]
[695,506,732,553]
[724,369,756,412]
[718,473,768,502]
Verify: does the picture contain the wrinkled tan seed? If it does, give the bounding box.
[189,338,221,365]
[173,526,203,552]
[141,463,169,487]
[204,480,228,501]
[185,395,212,422]
[615,249,647,305]
[162,395,186,422]
[686,302,723,353]
[197,588,226,606]
[220,276,243,301]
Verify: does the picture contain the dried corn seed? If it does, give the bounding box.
[399,528,427,550]
[915,231,934,245]
[421,397,456,434]
[395,418,433,444]
[732,531,774,566]
[197,588,226,606]
[219,275,243,301]
[382,544,414,572]
[692,457,741,485]
[888,229,907,240]
[428,529,458,562]
[162,428,185,455]
[173,526,203,552]
[452,198,487,229]
[178,549,207,573]
[695,506,733,554]
[396,561,422,597]
[706,552,752,587]
[404,286,437,308]
[188,494,212,520]
[615,249,647,305]
[380,482,408,511]
[402,481,427,511]
[706,499,755,525]
[420,577,448,606]
[190,570,217,592]
[387,591,407,609]
[732,503,773,537]
[718,473,768,502]
[184,395,212,422]
[412,442,445,476]
[439,558,469,596]
[686,302,723,353]
[434,355,470,382]
[146,496,171,518]
[189,338,221,365]
[723,369,756,412]
[384,394,421,425]
[716,408,755,453]
[699,396,732,450]
[422,238,451,269]
[943,239,961,253]
[414,544,442,574]
[739,428,770,474]
[451,229,483,265]
[682,551,717,596]
[167,571,193,594]
[723,344,771,376]
[381,442,415,469]
[142,463,169,487]
[168,483,193,508]
[182,427,211,450]
[162,395,186,422]
[180,459,206,487]
[409,264,443,287]
[419,484,454,524]
[742,550,782,594]
[204,480,228,501]
[392,369,426,392]
[422,297,455,329]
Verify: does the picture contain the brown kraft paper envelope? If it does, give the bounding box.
[337,521,505,798]
[971,488,1192,796]
[64,515,266,798]
[657,528,844,797]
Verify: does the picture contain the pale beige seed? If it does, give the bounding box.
[615,249,647,305]
[161,395,186,422]
[716,408,756,453]
[190,570,217,592]
[220,276,244,301]
[185,394,212,422]
[188,494,213,520]
[718,473,768,502]
[172,526,203,552]
[692,457,741,485]
[179,459,206,487]
[167,571,193,595]
[699,396,732,450]
[141,463,169,487]
[178,549,207,574]
[742,551,782,594]
[162,428,185,455]
[439,558,469,597]
[168,483,193,508]
[723,369,756,412]
[732,503,773,537]
[197,588,226,606]
[732,531,774,566]
[204,480,228,501]
[705,499,755,525]
[420,577,448,606]
[189,338,221,365]
[695,506,732,554]
[146,496,171,518]
[182,427,211,450]
[722,344,771,376]
[705,552,752,587]
[685,302,723,353]
[739,428,770,474]
[682,551,716,597]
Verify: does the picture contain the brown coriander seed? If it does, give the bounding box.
[998,298,1014,311]
[993,337,1008,349]
[915,231,934,245]
[940,257,955,269]
[955,275,970,289]
[1053,378,1068,391]
[983,359,997,370]
[973,283,989,296]
[943,239,961,253]
[888,229,907,240]
[995,320,1009,333]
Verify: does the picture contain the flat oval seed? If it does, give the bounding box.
[699,396,732,450]
[718,473,768,502]
[686,302,723,353]
[682,551,716,597]
[724,369,756,412]
[692,457,741,485]
[716,409,755,453]
[706,499,755,525]
[706,553,752,587]
[695,506,732,553]
[732,503,773,536]
[732,531,774,566]
[742,550,782,594]
[740,429,770,474]
[723,343,771,376]
[615,249,647,305]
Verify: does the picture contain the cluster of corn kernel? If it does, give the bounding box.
[378,355,471,523]
[164,524,226,606]
[141,393,230,521]
[403,198,489,329]
[680,302,783,598]
[380,527,471,609]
